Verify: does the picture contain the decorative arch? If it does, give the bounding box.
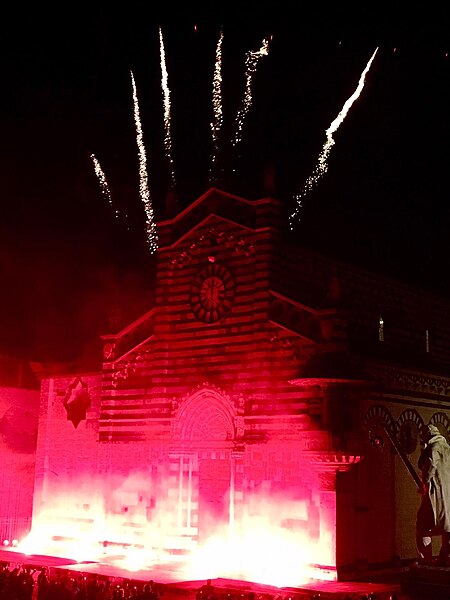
[363,404,395,434]
[172,384,236,443]
[429,412,450,441]
[396,409,424,454]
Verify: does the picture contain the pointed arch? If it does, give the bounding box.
[173,385,236,442]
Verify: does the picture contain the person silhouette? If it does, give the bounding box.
[197,579,214,600]
[416,424,450,565]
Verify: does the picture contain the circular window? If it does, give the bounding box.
[190,263,235,323]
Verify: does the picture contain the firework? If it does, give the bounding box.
[159,27,176,191]
[90,153,115,214]
[289,47,379,228]
[209,28,224,183]
[131,70,158,253]
[232,37,270,156]
[90,154,129,227]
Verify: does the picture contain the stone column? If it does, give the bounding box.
[310,453,362,580]
[317,469,338,574]
[228,448,245,530]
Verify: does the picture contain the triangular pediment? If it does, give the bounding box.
[157,187,281,249]
[159,212,254,253]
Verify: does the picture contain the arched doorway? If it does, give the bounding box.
[172,386,236,543]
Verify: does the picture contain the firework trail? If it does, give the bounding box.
[91,154,130,226]
[159,27,176,191]
[131,70,158,253]
[289,47,379,229]
[209,28,224,183]
[90,153,114,211]
[232,36,270,156]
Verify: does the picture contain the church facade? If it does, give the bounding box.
[20,188,450,582]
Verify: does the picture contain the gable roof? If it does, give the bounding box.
[157,187,281,249]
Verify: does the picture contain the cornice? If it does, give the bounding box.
[366,362,450,398]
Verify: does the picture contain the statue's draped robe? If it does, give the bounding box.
[417,433,450,534]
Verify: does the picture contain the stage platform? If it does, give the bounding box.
[0,548,409,599]
[402,563,450,599]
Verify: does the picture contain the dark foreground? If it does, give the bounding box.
[2,548,441,599]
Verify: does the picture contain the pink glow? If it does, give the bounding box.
[186,522,324,586]
[17,470,333,587]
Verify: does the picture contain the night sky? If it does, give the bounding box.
[1,3,450,362]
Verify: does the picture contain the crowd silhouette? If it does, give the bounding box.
[0,563,161,600]
[0,562,391,600]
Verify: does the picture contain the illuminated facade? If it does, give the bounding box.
[9,188,450,584]
[0,357,39,545]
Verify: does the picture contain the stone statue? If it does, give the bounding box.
[416,424,450,565]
